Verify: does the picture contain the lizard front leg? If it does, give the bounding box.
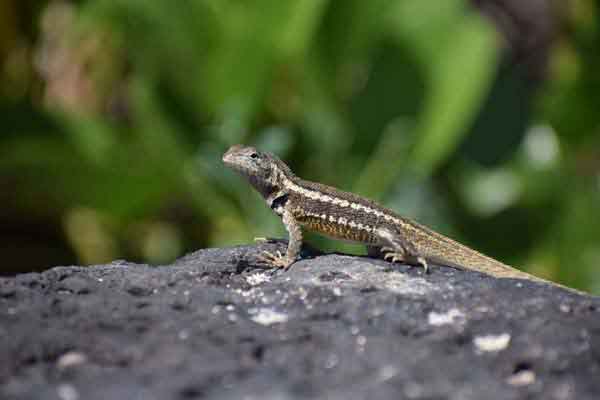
[258,206,302,270]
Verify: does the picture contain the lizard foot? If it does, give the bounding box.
[258,250,295,270]
[383,251,406,264]
[382,247,430,274]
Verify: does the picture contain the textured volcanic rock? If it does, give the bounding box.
[1,242,599,400]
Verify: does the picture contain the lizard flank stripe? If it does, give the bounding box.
[272,165,401,226]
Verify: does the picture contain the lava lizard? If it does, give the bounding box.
[223,144,580,291]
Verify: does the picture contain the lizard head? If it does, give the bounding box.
[223,145,270,177]
[223,145,288,197]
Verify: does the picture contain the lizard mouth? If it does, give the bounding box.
[222,148,236,165]
[222,150,252,177]
[222,149,241,169]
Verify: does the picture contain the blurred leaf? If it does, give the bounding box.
[389,0,499,175]
[353,117,414,198]
[59,113,118,165]
[277,0,328,58]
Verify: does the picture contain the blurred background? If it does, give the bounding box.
[1,0,599,293]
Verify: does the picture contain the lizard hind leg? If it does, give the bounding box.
[367,245,407,264]
[374,228,408,265]
[375,227,430,273]
[366,245,407,264]
[384,251,430,274]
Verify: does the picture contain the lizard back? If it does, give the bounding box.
[284,176,538,281]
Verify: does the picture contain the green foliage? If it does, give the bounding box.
[1,0,599,293]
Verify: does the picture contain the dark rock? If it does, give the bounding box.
[54,275,93,295]
[0,243,599,399]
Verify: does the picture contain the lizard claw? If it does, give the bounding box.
[258,250,295,270]
[383,252,430,274]
[416,256,429,274]
[381,248,429,273]
[383,251,405,264]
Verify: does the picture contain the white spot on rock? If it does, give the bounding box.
[250,308,288,326]
[57,351,87,369]
[325,354,339,369]
[246,272,271,286]
[428,308,465,326]
[507,370,536,386]
[178,329,190,340]
[376,365,398,382]
[473,333,511,352]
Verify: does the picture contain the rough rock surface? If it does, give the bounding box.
[1,242,599,400]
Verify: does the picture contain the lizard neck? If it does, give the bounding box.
[249,156,297,201]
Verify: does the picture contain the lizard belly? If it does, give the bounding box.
[298,215,376,244]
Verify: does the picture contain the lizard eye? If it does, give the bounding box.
[250,152,258,159]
